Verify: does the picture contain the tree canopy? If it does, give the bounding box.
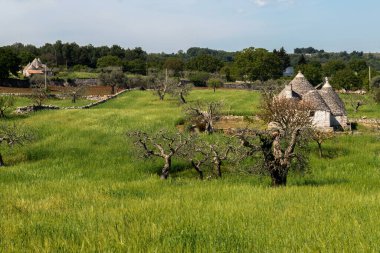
[97,55,123,69]
[233,48,283,82]
[0,47,21,78]
[186,54,223,73]
[331,68,363,90]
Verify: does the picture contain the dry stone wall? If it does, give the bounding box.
[15,89,133,114]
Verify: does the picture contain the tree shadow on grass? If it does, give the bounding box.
[320,146,350,159]
[141,161,202,180]
[2,113,30,121]
[291,177,349,187]
[151,162,191,178]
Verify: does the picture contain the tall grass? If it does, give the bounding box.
[0,89,379,252]
[56,71,99,79]
[340,93,380,118]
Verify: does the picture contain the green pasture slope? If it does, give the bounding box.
[0,89,379,252]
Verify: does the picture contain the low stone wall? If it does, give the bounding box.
[0,78,30,88]
[1,78,99,88]
[350,118,380,124]
[49,78,99,86]
[71,89,130,109]
[15,89,132,114]
[73,78,99,86]
[15,105,60,114]
[337,90,367,94]
[223,83,251,89]
[223,82,279,90]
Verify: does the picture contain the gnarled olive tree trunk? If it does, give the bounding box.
[128,130,190,180]
[160,156,172,179]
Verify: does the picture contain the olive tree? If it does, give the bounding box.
[0,96,15,118]
[348,94,368,113]
[183,135,239,179]
[168,82,193,104]
[236,93,313,186]
[0,123,32,166]
[310,129,334,158]
[98,68,126,95]
[30,75,49,106]
[207,78,223,93]
[152,69,179,101]
[127,130,191,179]
[202,136,238,178]
[374,88,380,104]
[65,84,86,103]
[185,101,223,134]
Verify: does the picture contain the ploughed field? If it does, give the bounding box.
[0,89,379,252]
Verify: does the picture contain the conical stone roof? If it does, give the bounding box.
[278,72,347,116]
[288,71,315,96]
[29,58,46,69]
[318,78,346,116]
[303,90,331,112]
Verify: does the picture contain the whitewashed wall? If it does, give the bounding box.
[312,111,331,128]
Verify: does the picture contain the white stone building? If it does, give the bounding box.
[278,71,348,130]
[22,58,51,77]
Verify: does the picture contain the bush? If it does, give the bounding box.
[370,76,380,89]
[174,117,186,126]
[374,88,380,104]
[188,72,210,87]
[127,74,149,89]
[207,78,224,92]
[71,64,90,72]
[0,96,15,118]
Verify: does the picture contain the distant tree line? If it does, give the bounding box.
[1,41,380,91]
[294,47,325,54]
[294,53,376,90]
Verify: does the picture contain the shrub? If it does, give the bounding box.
[188,72,210,87]
[0,96,15,118]
[374,88,380,104]
[207,78,224,92]
[371,76,380,89]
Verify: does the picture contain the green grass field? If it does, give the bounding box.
[340,93,380,119]
[56,71,99,79]
[0,89,379,252]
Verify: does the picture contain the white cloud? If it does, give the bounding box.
[251,0,295,7]
[254,0,269,6]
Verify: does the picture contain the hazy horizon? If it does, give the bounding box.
[0,0,379,54]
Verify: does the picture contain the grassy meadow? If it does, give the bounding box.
[56,71,100,79]
[340,93,380,119]
[0,89,379,252]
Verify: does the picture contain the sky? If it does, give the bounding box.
[0,0,379,53]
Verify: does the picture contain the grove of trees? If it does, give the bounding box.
[128,91,320,187]
[1,41,379,92]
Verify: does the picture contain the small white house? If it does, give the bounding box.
[278,71,348,130]
[22,58,51,77]
[283,67,294,77]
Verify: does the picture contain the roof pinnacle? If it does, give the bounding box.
[296,71,304,78]
[323,77,332,88]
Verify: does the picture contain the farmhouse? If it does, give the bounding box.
[278,71,348,130]
[22,58,51,77]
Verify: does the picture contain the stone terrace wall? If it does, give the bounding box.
[15,89,133,114]
[0,78,99,88]
[223,82,279,90]
[49,78,99,86]
[0,78,30,88]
